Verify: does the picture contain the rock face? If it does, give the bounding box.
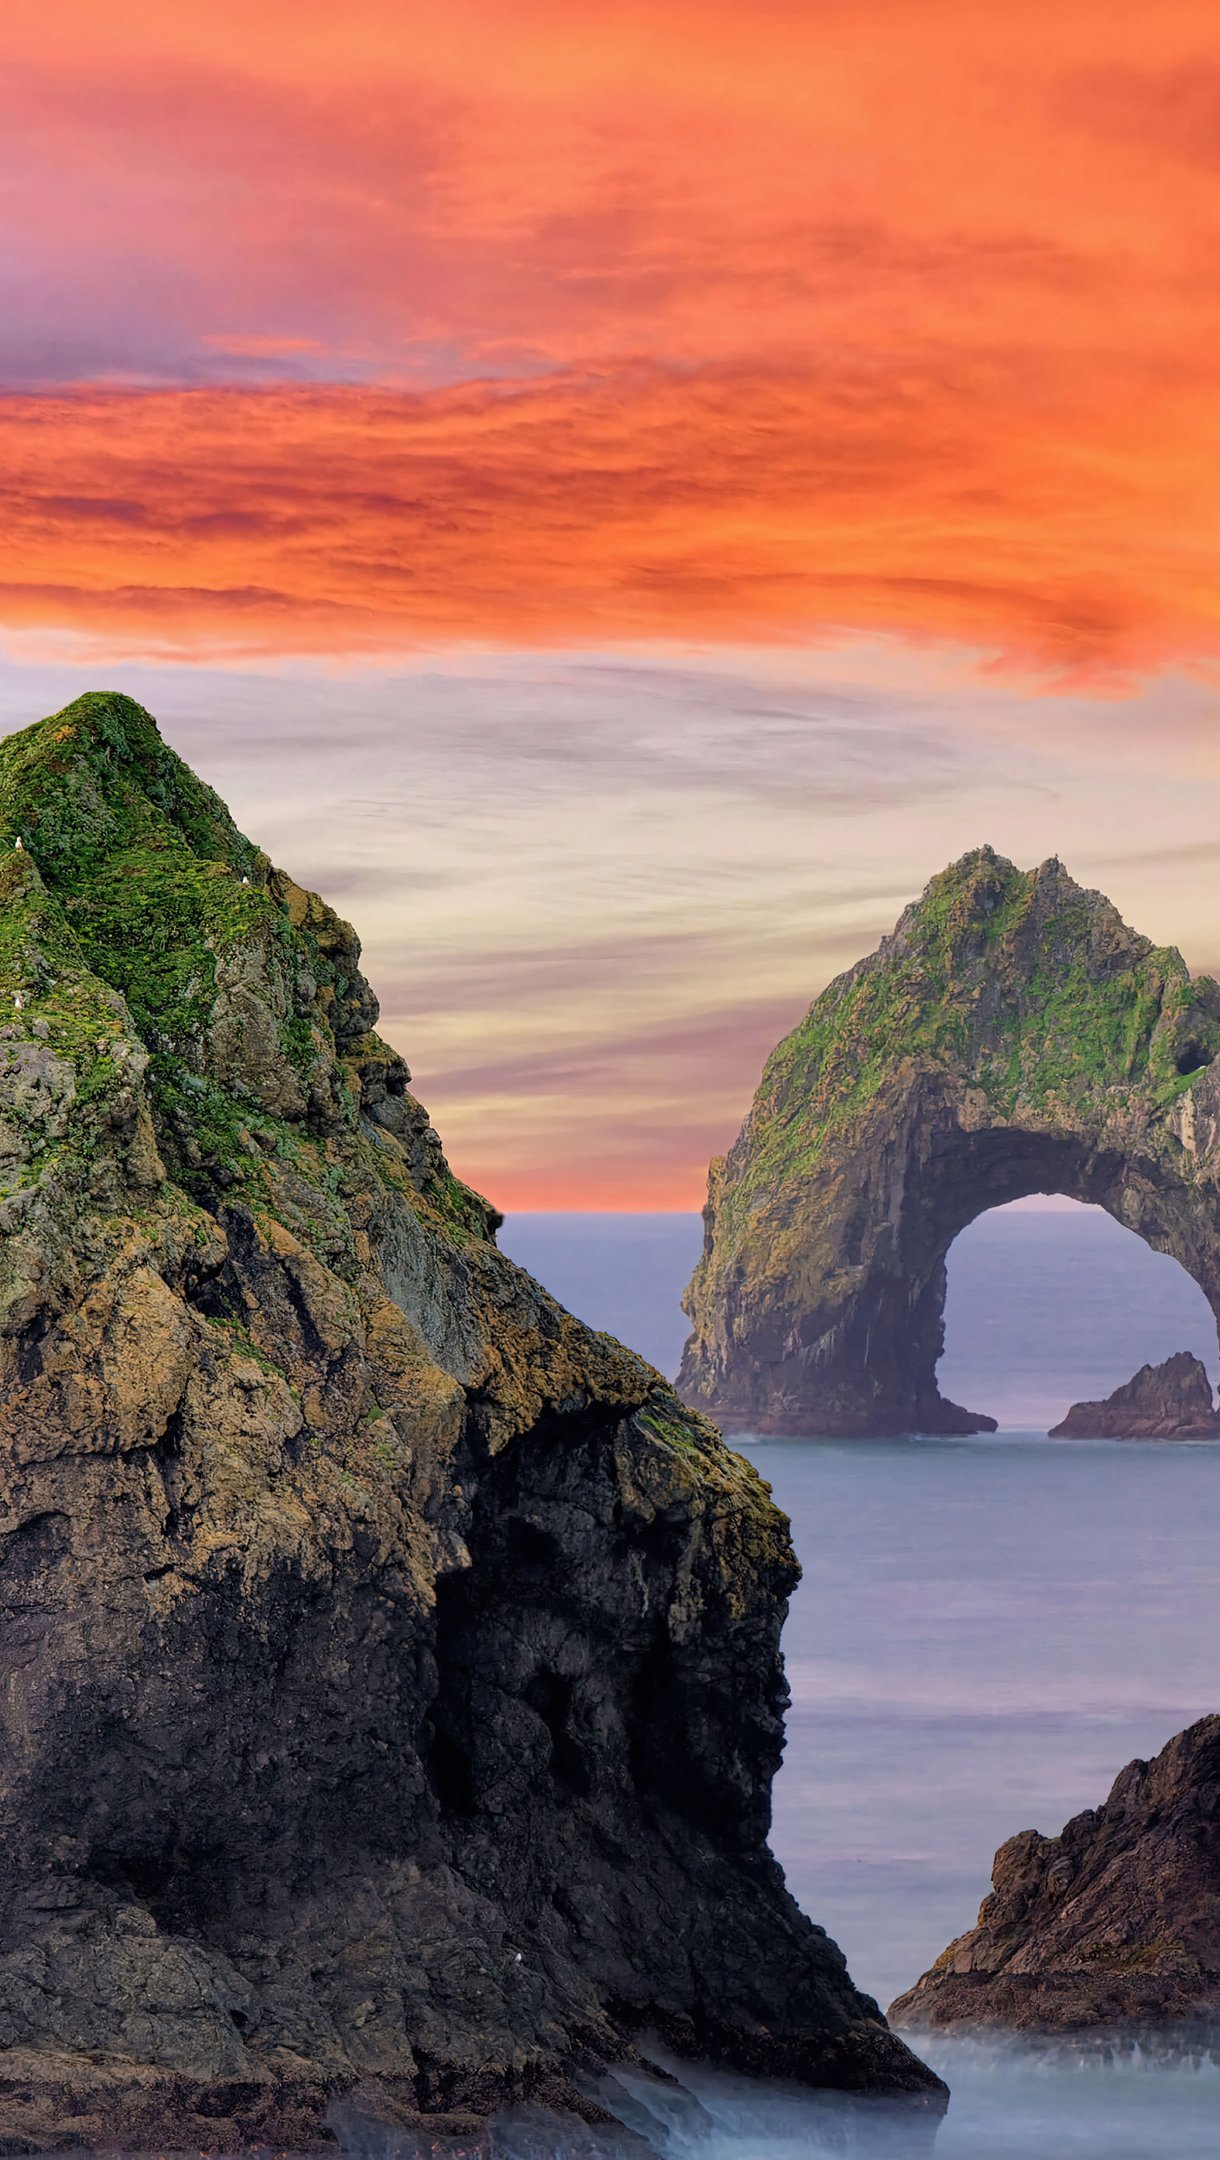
[890,1717,1220,2033]
[0,694,939,2150]
[680,848,1220,1437]
[1049,1352,1220,1439]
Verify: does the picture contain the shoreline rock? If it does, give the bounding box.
[890,1717,1220,2034]
[1049,1352,1220,1439]
[0,694,939,2149]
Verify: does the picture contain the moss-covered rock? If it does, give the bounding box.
[0,694,939,2148]
[680,848,1220,1436]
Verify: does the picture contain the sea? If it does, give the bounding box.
[491,1202,1220,2158]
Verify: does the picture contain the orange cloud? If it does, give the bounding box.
[0,355,1217,677]
[0,1,1217,673]
[5,0,1220,1205]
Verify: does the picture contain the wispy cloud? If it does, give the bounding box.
[0,4,1216,675]
[3,3,1220,1200]
[2,646,1217,1205]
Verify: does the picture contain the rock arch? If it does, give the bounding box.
[679,850,1220,1436]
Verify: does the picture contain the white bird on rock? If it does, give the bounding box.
[13,837,21,851]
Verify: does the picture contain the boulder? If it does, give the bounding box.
[1049,1351,1220,1438]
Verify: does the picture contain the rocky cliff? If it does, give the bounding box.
[1049,1352,1220,1438]
[890,1718,1220,2033]
[680,849,1220,1436]
[0,694,938,2150]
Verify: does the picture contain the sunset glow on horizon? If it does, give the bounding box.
[4,1,1220,1205]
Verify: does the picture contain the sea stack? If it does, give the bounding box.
[679,849,1220,1438]
[0,695,939,2149]
[890,1717,1220,2033]
[1050,1352,1220,1439]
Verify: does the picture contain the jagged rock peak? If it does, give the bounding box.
[890,1716,1220,2033]
[877,847,1156,983]
[0,687,494,1238]
[0,694,939,2148]
[680,849,1220,1438]
[1050,1352,1220,1439]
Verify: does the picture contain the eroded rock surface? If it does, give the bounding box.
[890,1718,1220,2033]
[0,695,939,2149]
[1049,1352,1220,1438]
[680,849,1220,1436]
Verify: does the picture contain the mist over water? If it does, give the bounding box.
[594,2039,1220,2158]
[492,1203,1220,2157]
[339,2039,1220,2158]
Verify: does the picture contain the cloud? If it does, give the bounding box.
[1064,61,1220,172]
[4,4,1220,1200]
[0,5,1216,680]
[4,641,1217,1207]
[0,352,1215,676]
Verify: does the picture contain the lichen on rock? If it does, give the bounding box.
[680,848,1220,1436]
[0,693,939,2149]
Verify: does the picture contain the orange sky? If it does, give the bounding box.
[4,2,1220,677]
[3,3,1220,1202]
[2,359,1219,677]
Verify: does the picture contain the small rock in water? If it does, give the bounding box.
[1049,1351,1220,1438]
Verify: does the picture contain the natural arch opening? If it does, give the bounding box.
[831,1118,1220,1438]
[939,1197,1220,1433]
[683,1091,1220,1437]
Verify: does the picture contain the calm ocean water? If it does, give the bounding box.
[493,1204,1220,2157]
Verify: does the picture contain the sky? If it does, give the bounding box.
[2,0,1220,1206]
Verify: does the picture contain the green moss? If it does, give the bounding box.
[637,1399,718,1460]
[1079,1940,1171,1971]
[712,851,1220,1258]
[0,699,274,1180]
[202,1314,293,1384]
[66,846,260,1048]
[0,692,253,887]
[0,691,504,1304]
[417,1161,497,1241]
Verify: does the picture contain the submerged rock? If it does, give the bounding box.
[1049,1351,1220,1439]
[890,1717,1220,2034]
[679,848,1220,1437]
[0,695,939,2149]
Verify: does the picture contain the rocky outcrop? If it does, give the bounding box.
[680,848,1220,1437]
[0,694,940,2149]
[1049,1352,1220,1438]
[890,1718,1220,2033]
